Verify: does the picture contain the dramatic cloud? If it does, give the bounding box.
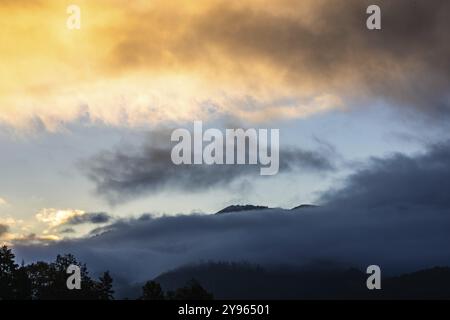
[111,0,450,113]
[35,208,112,228]
[15,141,450,290]
[1,0,449,130]
[82,129,335,203]
[35,209,86,228]
[320,141,450,209]
[0,217,26,242]
[4,0,450,296]
[65,212,111,225]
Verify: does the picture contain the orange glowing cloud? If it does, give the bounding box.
[1,0,448,130]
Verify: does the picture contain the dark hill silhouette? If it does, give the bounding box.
[215,205,269,214]
[3,244,450,299]
[154,262,450,299]
[154,262,365,299]
[381,267,450,299]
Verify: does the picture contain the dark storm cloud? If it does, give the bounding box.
[65,212,112,225]
[15,140,450,285]
[320,141,450,209]
[0,224,9,236]
[111,0,450,115]
[82,129,334,203]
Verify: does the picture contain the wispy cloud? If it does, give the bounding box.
[82,128,335,203]
[65,212,111,225]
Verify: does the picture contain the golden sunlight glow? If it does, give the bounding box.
[35,208,85,227]
[0,0,344,130]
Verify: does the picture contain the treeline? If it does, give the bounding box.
[0,246,212,300]
[154,261,450,299]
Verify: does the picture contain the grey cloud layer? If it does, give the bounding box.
[16,140,450,284]
[321,142,450,209]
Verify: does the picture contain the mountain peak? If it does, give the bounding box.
[215,205,269,214]
[291,204,318,210]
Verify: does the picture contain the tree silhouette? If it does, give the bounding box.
[0,245,32,299]
[13,265,32,300]
[0,246,33,299]
[2,245,217,300]
[140,279,213,300]
[0,246,115,300]
[141,280,165,300]
[25,261,55,299]
[24,254,100,299]
[0,245,17,299]
[97,271,115,300]
[171,279,213,300]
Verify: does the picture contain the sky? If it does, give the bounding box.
[1,0,450,283]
